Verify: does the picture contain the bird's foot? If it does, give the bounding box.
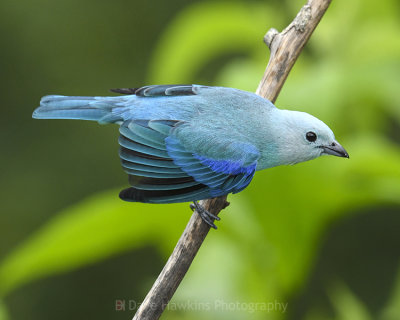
[190,201,220,229]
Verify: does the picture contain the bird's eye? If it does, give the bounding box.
[306,131,317,142]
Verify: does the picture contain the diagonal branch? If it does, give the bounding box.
[257,0,332,102]
[132,1,332,319]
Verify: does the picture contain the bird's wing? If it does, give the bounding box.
[119,119,259,203]
[110,84,206,96]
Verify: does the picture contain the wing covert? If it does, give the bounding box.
[111,84,208,97]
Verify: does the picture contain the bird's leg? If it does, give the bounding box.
[190,201,220,229]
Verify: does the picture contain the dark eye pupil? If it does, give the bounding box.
[306,131,317,142]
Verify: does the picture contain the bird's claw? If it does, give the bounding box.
[190,201,220,229]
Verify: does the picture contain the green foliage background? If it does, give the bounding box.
[0,0,399,319]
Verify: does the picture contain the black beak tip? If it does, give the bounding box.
[322,142,349,159]
[340,146,349,159]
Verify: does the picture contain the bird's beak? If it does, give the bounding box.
[321,141,349,158]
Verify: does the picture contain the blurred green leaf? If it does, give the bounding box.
[328,281,372,320]
[0,190,191,296]
[0,300,9,320]
[148,1,281,84]
[380,267,400,320]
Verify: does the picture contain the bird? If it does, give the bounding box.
[33,84,349,228]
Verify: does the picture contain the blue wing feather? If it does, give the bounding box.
[120,124,165,150]
[121,161,186,174]
[124,169,189,179]
[118,135,170,158]
[194,156,257,176]
[127,121,167,148]
[119,149,180,168]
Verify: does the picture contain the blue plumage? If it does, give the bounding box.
[33,85,349,205]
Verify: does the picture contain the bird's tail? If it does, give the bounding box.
[32,95,123,123]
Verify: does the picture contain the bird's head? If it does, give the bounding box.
[273,110,349,165]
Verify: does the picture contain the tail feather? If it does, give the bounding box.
[32,95,122,123]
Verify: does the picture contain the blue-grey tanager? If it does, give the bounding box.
[33,85,348,227]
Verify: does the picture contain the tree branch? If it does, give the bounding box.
[132,1,332,319]
[257,0,332,102]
